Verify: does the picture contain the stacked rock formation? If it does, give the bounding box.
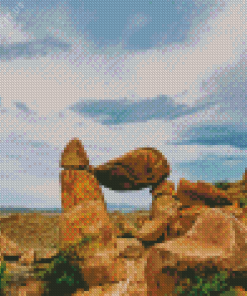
[59,138,125,285]
[3,138,246,295]
[58,139,247,296]
[59,138,148,292]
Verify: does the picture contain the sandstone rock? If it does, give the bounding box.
[0,231,23,256]
[151,180,180,220]
[135,181,182,243]
[4,278,45,296]
[135,216,150,229]
[177,178,233,207]
[59,199,115,256]
[73,280,148,296]
[79,246,127,287]
[167,205,207,239]
[111,213,138,237]
[75,238,144,287]
[60,139,115,252]
[72,280,131,296]
[19,249,36,266]
[60,137,90,170]
[93,147,170,191]
[116,238,145,259]
[134,217,168,242]
[224,171,247,207]
[73,255,149,295]
[145,208,247,296]
[60,138,97,212]
[60,166,106,213]
[34,248,59,262]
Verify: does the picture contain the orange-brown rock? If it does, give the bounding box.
[79,245,127,287]
[0,231,23,256]
[60,138,97,212]
[134,217,168,242]
[116,238,145,259]
[177,178,233,207]
[151,180,180,220]
[224,171,247,207]
[145,208,247,296]
[75,237,146,287]
[73,252,149,295]
[93,147,170,191]
[59,139,116,252]
[59,199,115,255]
[110,212,138,237]
[60,137,90,170]
[19,249,36,266]
[4,278,45,296]
[60,166,104,213]
[72,280,147,296]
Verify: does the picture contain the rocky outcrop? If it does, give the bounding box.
[59,138,116,256]
[145,207,247,295]
[59,140,247,295]
[1,137,246,295]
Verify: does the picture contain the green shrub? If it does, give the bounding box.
[213,180,231,191]
[34,251,89,296]
[0,261,12,295]
[239,197,247,208]
[173,270,236,295]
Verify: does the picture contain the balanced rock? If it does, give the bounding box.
[145,208,247,295]
[93,147,170,191]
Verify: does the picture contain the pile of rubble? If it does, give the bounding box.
[0,137,246,296]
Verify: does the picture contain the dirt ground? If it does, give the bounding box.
[0,210,150,251]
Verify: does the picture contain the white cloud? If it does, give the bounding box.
[0,0,246,208]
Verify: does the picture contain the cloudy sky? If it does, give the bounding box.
[0,0,246,209]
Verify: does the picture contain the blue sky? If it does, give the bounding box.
[0,0,246,209]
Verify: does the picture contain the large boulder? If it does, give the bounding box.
[177,178,233,207]
[224,170,247,208]
[79,247,127,287]
[0,231,23,256]
[145,208,247,295]
[60,138,116,253]
[59,199,115,256]
[72,249,150,295]
[75,237,145,287]
[93,147,170,191]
